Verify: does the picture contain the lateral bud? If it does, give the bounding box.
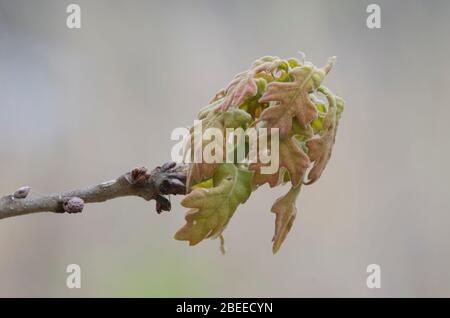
[63,197,85,214]
[127,167,150,185]
[13,186,31,199]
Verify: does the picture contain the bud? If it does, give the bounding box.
[63,197,85,214]
[13,186,31,199]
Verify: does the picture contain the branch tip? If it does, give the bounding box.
[0,162,187,220]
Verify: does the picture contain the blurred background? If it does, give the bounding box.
[1,0,450,297]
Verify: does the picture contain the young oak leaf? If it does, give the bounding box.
[219,56,286,111]
[250,135,310,188]
[197,98,223,119]
[258,57,336,137]
[175,164,252,245]
[271,185,301,254]
[186,108,252,188]
[304,87,344,185]
[185,99,230,186]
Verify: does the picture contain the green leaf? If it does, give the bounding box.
[175,164,252,245]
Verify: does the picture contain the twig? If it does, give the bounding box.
[0,162,187,220]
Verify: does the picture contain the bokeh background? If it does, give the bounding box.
[1,0,450,297]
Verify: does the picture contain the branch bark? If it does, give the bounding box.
[0,162,187,220]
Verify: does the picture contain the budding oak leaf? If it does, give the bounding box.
[219,56,287,111]
[186,108,252,188]
[175,164,252,245]
[304,87,344,185]
[250,135,310,188]
[271,185,301,254]
[220,72,257,111]
[259,57,336,137]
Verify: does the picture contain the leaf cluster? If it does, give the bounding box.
[175,53,344,253]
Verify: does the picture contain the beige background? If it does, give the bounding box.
[1,0,450,297]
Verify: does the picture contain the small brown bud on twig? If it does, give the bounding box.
[63,197,85,214]
[13,186,31,199]
[129,167,150,185]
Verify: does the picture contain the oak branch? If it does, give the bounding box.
[0,162,187,220]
